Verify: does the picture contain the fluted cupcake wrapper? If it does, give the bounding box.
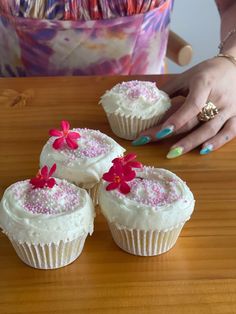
[86,183,100,206]
[72,182,100,206]
[106,112,165,140]
[108,222,185,256]
[9,235,88,269]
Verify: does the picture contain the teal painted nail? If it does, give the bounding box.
[166,146,183,159]
[200,144,213,155]
[132,136,151,146]
[156,125,174,139]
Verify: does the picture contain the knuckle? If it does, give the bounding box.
[191,100,202,113]
[224,101,235,115]
[171,119,182,131]
[208,123,218,136]
[215,95,233,112]
[191,73,213,88]
[214,94,225,105]
[184,137,196,152]
[218,111,227,124]
[226,118,236,134]
[184,121,194,130]
[186,98,202,115]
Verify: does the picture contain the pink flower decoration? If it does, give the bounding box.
[30,164,57,189]
[102,163,136,195]
[49,120,80,150]
[112,153,143,169]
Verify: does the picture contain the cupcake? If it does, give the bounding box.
[100,80,171,140]
[98,155,195,256]
[0,164,95,269]
[40,120,125,204]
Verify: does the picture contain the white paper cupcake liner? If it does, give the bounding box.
[9,234,88,269]
[86,183,100,206]
[73,182,99,206]
[108,222,185,256]
[106,112,165,140]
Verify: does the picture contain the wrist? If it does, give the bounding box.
[216,53,236,66]
[219,28,236,55]
[221,45,236,59]
[221,43,236,57]
[222,47,236,57]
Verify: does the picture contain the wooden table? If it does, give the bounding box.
[0,76,236,314]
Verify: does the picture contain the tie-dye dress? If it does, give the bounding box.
[0,0,173,77]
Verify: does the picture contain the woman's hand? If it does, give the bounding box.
[132,56,236,158]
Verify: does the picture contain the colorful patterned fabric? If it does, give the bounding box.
[2,0,164,20]
[0,0,173,77]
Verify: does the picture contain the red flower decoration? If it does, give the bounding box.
[102,163,136,195]
[30,164,57,189]
[112,153,143,169]
[49,120,80,150]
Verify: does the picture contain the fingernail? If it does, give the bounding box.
[132,136,151,146]
[166,146,184,159]
[200,144,213,155]
[156,125,174,139]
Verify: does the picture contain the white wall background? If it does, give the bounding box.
[168,0,221,73]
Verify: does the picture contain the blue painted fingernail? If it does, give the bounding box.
[156,125,174,139]
[200,144,213,155]
[132,136,151,146]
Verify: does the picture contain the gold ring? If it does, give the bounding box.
[197,102,219,122]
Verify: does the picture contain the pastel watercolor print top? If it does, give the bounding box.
[99,155,195,231]
[0,0,173,76]
[100,80,171,118]
[40,121,125,188]
[0,164,95,244]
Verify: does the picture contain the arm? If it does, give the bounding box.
[215,0,234,14]
[215,0,236,54]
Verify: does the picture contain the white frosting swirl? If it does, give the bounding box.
[99,167,195,231]
[0,179,95,244]
[40,128,125,188]
[100,80,171,119]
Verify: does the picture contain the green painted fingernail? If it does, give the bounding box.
[200,144,213,155]
[166,146,183,159]
[132,136,151,146]
[156,125,174,139]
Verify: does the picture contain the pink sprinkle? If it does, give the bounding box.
[11,180,81,215]
[49,128,111,165]
[116,81,160,102]
[114,177,181,208]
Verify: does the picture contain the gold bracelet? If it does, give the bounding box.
[216,53,236,66]
[218,28,236,52]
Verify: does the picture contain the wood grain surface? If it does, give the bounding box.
[0,76,236,314]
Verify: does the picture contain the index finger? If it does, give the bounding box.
[134,79,211,143]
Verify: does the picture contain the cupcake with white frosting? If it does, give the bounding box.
[100,80,171,140]
[98,155,195,256]
[40,121,125,203]
[0,164,95,269]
